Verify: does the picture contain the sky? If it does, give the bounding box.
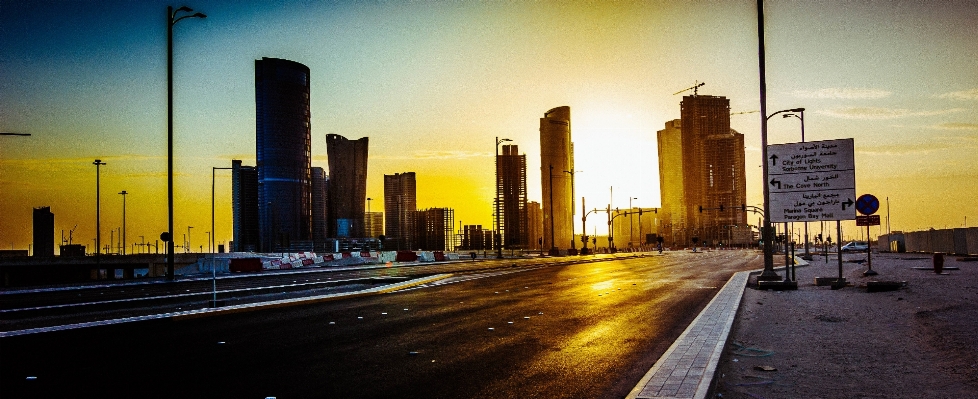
[1,0,976,253]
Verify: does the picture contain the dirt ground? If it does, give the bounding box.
[712,252,978,399]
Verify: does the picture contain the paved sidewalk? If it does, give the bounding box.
[627,270,752,399]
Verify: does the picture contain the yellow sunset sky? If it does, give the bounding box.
[1,0,976,252]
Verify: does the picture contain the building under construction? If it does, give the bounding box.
[658,94,748,247]
[497,144,528,249]
[460,225,493,250]
[414,208,455,251]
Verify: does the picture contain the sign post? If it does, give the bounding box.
[768,138,856,285]
[856,194,880,276]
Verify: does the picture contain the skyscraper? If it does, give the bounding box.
[364,212,384,239]
[497,144,528,249]
[414,207,455,251]
[526,201,543,251]
[255,57,312,251]
[539,106,574,252]
[326,134,369,238]
[32,206,54,257]
[311,166,329,246]
[384,172,416,250]
[231,160,259,252]
[658,95,747,247]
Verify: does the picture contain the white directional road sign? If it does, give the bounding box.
[768,138,856,222]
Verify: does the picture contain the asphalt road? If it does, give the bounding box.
[0,250,760,398]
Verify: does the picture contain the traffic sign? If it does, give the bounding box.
[768,138,856,222]
[856,215,881,226]
[856,194,879,215]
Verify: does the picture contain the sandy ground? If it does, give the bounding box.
[712,252,978,399]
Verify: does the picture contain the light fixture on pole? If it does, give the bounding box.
[758,106,804,279]
[118,190,128,255]
[93,160,107,268]
[783,109,810,259]
[167,5,206,280]
[629,197,638,248]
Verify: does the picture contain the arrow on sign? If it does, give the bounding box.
[769,178,782,189]
[842,198,854,210]
[770,154,779,167]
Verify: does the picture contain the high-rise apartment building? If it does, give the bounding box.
[658,95,747,247]
[414,208,454,251]
[255,57,312,251]
[526,201,543,251]
[461,225,493,250]
[311,167,329,246]
[364,212,384,239]
[384,172,416,250]
[231,160,259,252]
[33,206,54,257]
[497,144,528,249]
[540,106,575,252]
[326,134,369,238]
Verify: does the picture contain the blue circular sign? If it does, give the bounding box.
[856,194,879,215]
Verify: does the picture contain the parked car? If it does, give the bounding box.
[841,241,869,252]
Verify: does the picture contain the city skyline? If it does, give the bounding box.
[2,1,976,252]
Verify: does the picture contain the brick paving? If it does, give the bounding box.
[627,270,751,399]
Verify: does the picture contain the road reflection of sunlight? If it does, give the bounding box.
[591,280,614,292]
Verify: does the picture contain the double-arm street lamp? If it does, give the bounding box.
[93,160,107,267]
[119,190,128,255]
[494,137,511,258]
[758,107,805,280]
[783,110,810,259]
[167,5,206,280]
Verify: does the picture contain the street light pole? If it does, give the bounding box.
[629,197,638,248]
[495,136,511,259]
[187,226,193,253]
[784,110,810,259]
[167,5,206,280]
[119,190,127,255]
[93,160,106,268]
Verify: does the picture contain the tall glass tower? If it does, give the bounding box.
[255,57,312,251]
[326,134,369,238]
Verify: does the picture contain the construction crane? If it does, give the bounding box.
[673,81,705,96]
[731,110,759,116]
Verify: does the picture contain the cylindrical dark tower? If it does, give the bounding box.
[255,57,312,252]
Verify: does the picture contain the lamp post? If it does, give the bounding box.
[93,159,107,268]
[187,226,193,253]
[783,110,810,259]
[759,107,805,280]
[118,190,127,255]
[167,5,206,280]
[563,170,580,250]
[495,136,511,259]
[629,197,638,248]
[212,166,231,254]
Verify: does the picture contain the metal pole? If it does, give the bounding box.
[757,0,777,279]
[167,6,175,280]
[581,197,587,254]
[836,221,844,283]
[118,191,127,255]
[94,160,106,268]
